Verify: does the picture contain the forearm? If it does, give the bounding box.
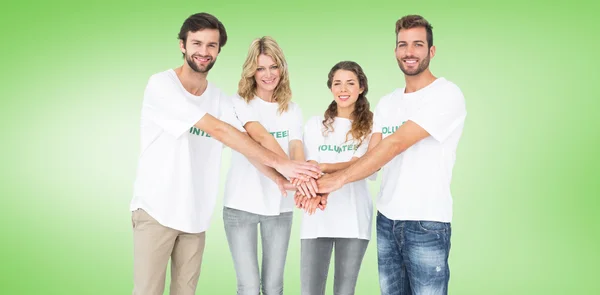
[320,159,357,174]
[248,157,294,189]
[246,123,288,158]
[339,136,404,184]
[200,118,282,168]
[289,141,306,162]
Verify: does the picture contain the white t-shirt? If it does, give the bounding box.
[223,95,304,216]
[130,69,244,233]
[300,116,374,240]
[373,77,466,223]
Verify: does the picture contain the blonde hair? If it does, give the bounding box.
[237,36,292,114]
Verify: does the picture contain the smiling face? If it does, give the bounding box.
[180,29,221,73]
[395,26,435,76]
[330,69,363,109]
[254,54,281,94]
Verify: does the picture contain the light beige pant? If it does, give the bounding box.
[132,209,206,295]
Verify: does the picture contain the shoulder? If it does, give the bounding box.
[306,115,323,126]
[147,69,176,87]
[304,115,325,132]
[431,78,466,105]
[286,101,301,112]
[284,101,304,118]
[436,78,463,97]
[376,88,404,107]
[142,70,178,102]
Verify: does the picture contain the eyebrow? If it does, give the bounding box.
[333,79,357,82]
[190,39,218,45]
[397,40,425,45]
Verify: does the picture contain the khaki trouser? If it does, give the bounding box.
[132,209,206,295]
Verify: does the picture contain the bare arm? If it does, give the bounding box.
[244,121,288,158]
[246,155,296,195]
[195,114,320,180]
[242,121,296,194]
[289,140,318,197]
[317,121,429,193]
[289,140,306,162]
[318,133,382,173]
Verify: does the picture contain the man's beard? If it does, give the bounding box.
[186,53,216,73]
[397,52,430,76]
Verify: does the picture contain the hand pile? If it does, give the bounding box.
[290,163,329,215]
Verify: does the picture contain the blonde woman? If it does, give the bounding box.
[223,36,316,295]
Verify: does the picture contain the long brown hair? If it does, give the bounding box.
[323,61,373,147]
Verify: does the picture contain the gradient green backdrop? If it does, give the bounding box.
[2,0,598,294]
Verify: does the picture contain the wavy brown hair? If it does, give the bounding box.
[322,61,373,147]
[237,36,292,114]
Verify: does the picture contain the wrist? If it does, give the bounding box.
[318,163,328,173]
[337,169,350,186]
[271,155,286,170]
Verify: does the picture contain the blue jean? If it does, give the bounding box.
[223,207,293,295]
[376,212,451,295]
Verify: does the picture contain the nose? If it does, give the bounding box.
[197,44,208,56]
[406,44,416,56]
[342,83,351,92]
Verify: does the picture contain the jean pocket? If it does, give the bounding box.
[417,221,448,233]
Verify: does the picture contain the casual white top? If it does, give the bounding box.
[130,69,244,233]
[373,77,467,223]
[300,115,374,240]
[223,95,304,216]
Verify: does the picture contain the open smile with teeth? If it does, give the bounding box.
[262,79,276,84]
[194,56,211,63]
[403,59,418,65]
[338,95,350,101]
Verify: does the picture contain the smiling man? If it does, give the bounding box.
[129,12,320,295]
[317,15,467,295]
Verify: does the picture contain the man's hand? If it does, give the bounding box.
[316,172,345,194]
[273,159,321,181]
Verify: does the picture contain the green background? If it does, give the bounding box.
[1,0,598,294]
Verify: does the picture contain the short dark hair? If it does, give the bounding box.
[395,15,433,48]
[178,12,227,52]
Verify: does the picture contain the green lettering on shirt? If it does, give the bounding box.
[317,144,360,154]
[382,121,407,135]
[189,127,212,138]
[269,130,289,139]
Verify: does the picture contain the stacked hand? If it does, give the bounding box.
[290,162,343,215]
[294,192,329,215]
[274,160,345,214]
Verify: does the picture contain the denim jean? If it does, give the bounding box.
[300,238,369,295]
[223,207,293,295]
[376,211,451,295]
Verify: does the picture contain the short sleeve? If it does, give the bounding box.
[372,96,387,134]
[231,94,259,126]
[302,117,321,162]
[353,133,372,158]
[142,75,207,138]
[288,103,304,141]
[408,84,466,142]
[219,94,245,132]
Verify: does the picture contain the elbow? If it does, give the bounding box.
[248,132,266,146]
[208,121,230,141]
[390,140,408,157]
